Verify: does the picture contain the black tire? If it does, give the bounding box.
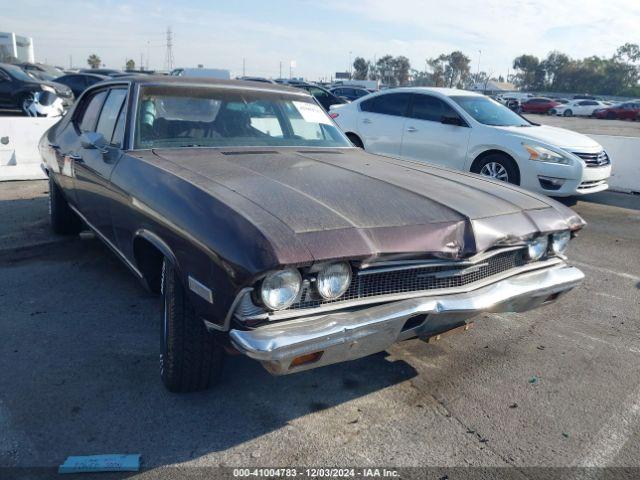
[607,112,616,120]
[346,133,364,149]
[563,110,572,117]
[48,176,82,235]
[160,259,224,393]
[472,153,520,185]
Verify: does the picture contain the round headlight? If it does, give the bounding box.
[316,262,352,300]
[527,236,549,261]
[551,231,571,255]
[260,268,302,310]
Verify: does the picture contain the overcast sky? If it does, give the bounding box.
[4,0,640,79]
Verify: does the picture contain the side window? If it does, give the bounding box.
[96,89,128,145]
[361,93,411,117]
[77,90,108,132]
[111,100,127,148]
[409,94,459,122]
[309,87,329,98]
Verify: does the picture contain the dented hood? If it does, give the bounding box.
[151,147,584,264]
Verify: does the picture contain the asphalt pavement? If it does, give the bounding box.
[0,180,639,479]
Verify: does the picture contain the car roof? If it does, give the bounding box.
[96,75,312,96]
[376,87,484,98]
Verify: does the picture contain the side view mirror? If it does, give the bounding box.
[80,131,107,152]
[441,116,465,127]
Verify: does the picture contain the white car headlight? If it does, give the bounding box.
[523,143,572,165]
[40,84,56,94]
[551,231,571,255]
[260,268,302,310]
[316,262,351,300]
[527,236,549,261]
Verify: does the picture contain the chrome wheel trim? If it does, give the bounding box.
[480,162,509,182]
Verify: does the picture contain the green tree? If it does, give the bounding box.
[352,57,368,80]
[125,59,135,71]
[427,57,445,87]
[392,56,411,86]
[512,54,544,90]
[87,54,102,69]
[376,55,396,86]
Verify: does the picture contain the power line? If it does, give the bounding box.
[165,26,174,71]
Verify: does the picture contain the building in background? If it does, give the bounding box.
[0,32,35,63]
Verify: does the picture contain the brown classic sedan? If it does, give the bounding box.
[39,76,585,392]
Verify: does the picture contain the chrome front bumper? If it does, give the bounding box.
[230,264,584,375]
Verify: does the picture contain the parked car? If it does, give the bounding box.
[292,83,348,110]
[329,86,371,101]
[521,97,559,114]
[54,72,109,98]
[0,62,74,116]
[18,62,64,81]
[79,68,125,77]
[329,87,611,196]
[550,100,609,117]
[593,102,640,120]
[238,76,276,84]
[39,77,585,392]
[170,68,231,79]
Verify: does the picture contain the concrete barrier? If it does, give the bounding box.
[0,117,637,194]
[0,116,59,181]
[589,134,640,194]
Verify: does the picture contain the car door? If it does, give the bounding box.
[399,93,471,170]
[358,92,411,157]
[73,87,128,240]
[0,68,14,107]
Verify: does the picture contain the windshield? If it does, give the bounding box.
[4,65,34,82]
[134,85,351,149]
[451,95,531,127]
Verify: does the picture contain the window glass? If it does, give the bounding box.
[308,87,329,98]
[134,85,350,149]
[361,93,411,116]
[96,89,127,142]
[60,75,84,92]
[78,90,108,132]
[450,95,531,127]
[111,101,127,148]
[409,94,459,122]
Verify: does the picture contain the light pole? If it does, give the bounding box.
[477,49,482,82]
[349,51,352,79]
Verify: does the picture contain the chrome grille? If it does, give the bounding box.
[285,248,527,311]
[573,151,610,167]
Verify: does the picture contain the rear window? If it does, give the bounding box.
[134,85,350,149]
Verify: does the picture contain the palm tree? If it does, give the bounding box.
[87,54,101,69]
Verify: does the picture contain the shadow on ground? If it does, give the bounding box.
[0,240,417,472]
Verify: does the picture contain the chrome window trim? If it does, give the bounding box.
[236,257,564,323]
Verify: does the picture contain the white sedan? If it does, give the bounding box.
[550,100,610,117]
[329,88,611,196]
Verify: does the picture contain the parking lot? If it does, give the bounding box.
[1,178,639,477]
[524,114,640,138]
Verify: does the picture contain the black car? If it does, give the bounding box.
[17,62,64,81]
[79,68,124,77]
[54,73,109,97]
[292,83,348,110]
[39,76,584,393]
[329,86,371,101]
[0,63,74,114]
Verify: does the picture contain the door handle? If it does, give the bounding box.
[48,143,60,150]
[67,153,83,163]
[362,118,372,124]
[406,126,417,132]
